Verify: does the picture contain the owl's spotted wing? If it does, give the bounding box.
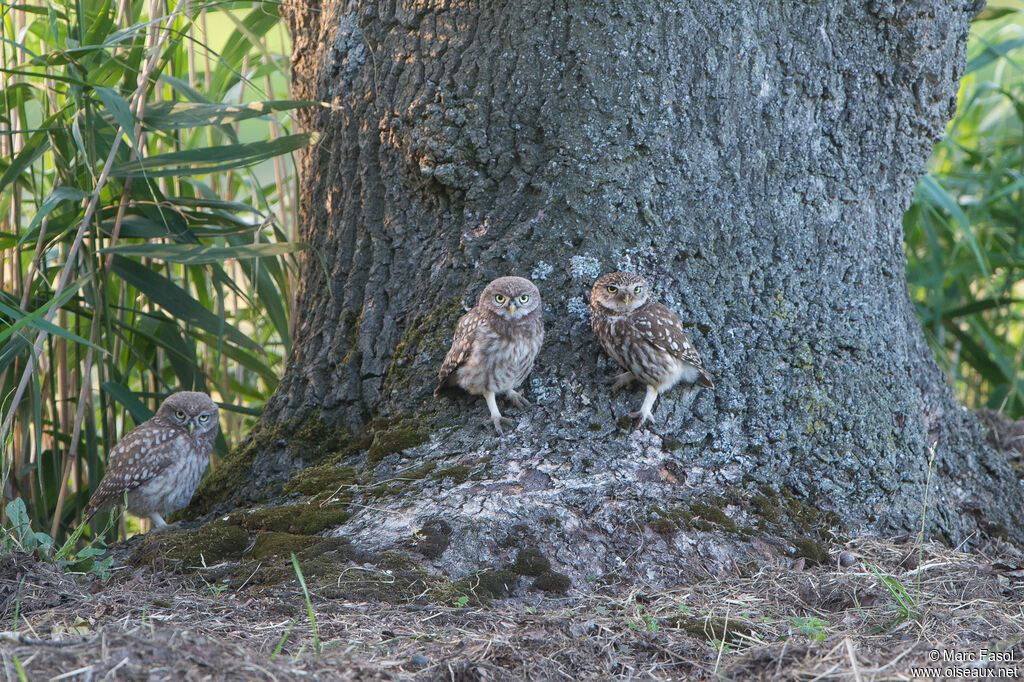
[84,423,187,518]
[631,302,714,387]
[435,309,486,395]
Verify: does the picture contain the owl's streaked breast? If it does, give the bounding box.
[126,432,210,517]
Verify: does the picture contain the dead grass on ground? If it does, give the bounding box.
[0,537,1022,681]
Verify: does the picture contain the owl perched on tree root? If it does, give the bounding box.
[590,272,713,430]
[435,276,544,434]
[84,391,219,529]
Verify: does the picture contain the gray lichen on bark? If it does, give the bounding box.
[203,0,1024,586]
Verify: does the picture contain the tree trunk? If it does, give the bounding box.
[185,0,1024,589]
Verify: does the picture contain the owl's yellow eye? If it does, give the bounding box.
[494,294,507,304]
[199,414,210,422]
[518,294,530,304]
[634,286,642,294]
[606,285,618,294]
[175,410,186,420]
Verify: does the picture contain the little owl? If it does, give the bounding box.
[84,391,219,528]
[435,276,544,434]
[590,272,712,429]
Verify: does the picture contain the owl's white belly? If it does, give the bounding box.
[655,357,700,391]
[126,448,209,517]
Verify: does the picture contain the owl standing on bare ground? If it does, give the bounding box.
[435,276,544,434]
[590,272,713,429]
[84,391,219,529]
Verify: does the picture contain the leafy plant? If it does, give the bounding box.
[864,563,921,626]
[0,498,111,576]
[0,0,311,542]
[789,616,827,643]
[905,8,1024,418]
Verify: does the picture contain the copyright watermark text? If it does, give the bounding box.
[910,649,1020,679]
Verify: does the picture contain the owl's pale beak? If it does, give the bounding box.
[188,423,196,434]
[507,303,518,315]
[623,295,631,305]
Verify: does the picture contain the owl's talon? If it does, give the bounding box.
[490,415,513,434]
[608,372,635,392]
[505,390,531,410]
[629,410,653,431]
[627,385,659,431]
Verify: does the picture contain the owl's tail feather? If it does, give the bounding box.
[697,368,714,389]
[83,488,112,521]
[433,374,454,397]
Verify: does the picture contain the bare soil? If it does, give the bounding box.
[1,538,1022,681]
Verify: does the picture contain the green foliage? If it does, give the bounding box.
[0,0,309,542]
[906,9,1024,417]
[290,552,321,657]
[271,616,299,660]
[864,563,921,626]
[1,498,112,576]
[789,616,827,643]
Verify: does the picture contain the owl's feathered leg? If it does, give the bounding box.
[629,385,659,430]
[505,389,530,409]
[484,391,512,434]
[608,371,635,392]
[149,513,168,528]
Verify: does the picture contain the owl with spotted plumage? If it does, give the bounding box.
[435,276,544,434]
[84,391,219,529]
[590,272,713,429]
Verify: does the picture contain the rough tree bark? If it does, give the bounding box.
[182,0,1024,589]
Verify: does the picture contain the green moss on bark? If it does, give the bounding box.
[385,296,466,397]
[431,464,473,484]
[790,536,829,565]
[187,411,351,517]
[469,569,518,598]
[688,500,738,534]
[282,463,358,496]
[241,502,352,535]
[130,520,248,571]
[512,547,551,576]
[416,519,452,559]
[532,570,571,594]
[366,426,429,464]
[249,531,318,560]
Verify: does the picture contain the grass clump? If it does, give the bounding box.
[291,554,321,657]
